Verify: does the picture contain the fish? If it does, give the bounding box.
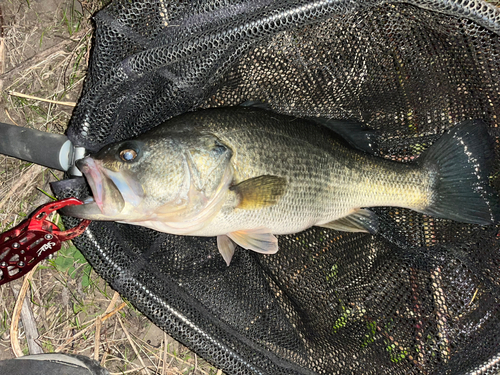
[63,105,499,265]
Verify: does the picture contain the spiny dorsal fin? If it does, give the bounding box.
[231,175,287,210]
[318,208,379,234]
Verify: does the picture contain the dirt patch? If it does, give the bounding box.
[0,1,220,374]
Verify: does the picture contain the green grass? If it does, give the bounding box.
[51,245,93,289]
[61,0,84,36]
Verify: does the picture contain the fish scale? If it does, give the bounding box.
[62,106,499,265]
[192,110,422,236]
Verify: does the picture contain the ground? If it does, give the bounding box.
[0,1,220,374]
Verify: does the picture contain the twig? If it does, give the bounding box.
[94,316,102,361]
[117,317,149,375]
[54,301,127,352]
[134,334,160,373]
[0,287,9,335]
[112,318,118,341]
[64,292,123,330]
[4,108,19,126]
[100,350,108,367]
[10,283,43,355]
[109,368,148,375]
[8,91,76,107]
[10,267,38,357]
[163,332,168,375]
[105,291,121,314]
[130,331,212,375]
[0,4,5,86]
[468,288,479,306]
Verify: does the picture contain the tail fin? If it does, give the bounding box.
[419,119,499,225]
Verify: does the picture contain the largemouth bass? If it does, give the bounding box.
[63,106,499,265]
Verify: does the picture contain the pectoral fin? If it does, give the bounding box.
[318,208,379,234]
[227,228,279,254]
[217,235,237,266]
[232,175,287,210]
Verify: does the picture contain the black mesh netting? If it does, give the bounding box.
[51,1,500,374]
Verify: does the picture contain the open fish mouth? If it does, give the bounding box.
[61,157,126,220]
[78,157,126,216]
[77,158,105,212]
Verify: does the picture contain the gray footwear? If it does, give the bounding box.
[0,353,110,375]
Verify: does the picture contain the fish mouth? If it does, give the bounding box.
[77,158,105,212]
[79,157,126,216]
[61,157,126,220]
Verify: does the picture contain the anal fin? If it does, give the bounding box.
[318,208,379,234]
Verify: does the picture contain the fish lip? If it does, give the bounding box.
[78,157,128,216]
[60,200,106,220]
[75,155,147,220]
[77,157,106,213]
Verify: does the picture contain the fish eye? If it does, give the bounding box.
[119,149,138,162]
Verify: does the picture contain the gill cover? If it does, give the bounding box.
[153,133,234,227]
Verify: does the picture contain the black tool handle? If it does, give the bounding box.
[0,121,73,171]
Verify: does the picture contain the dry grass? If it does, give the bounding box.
[0,1,220,374]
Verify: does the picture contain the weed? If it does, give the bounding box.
[51,243,93,289]
[61,1,84,36]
